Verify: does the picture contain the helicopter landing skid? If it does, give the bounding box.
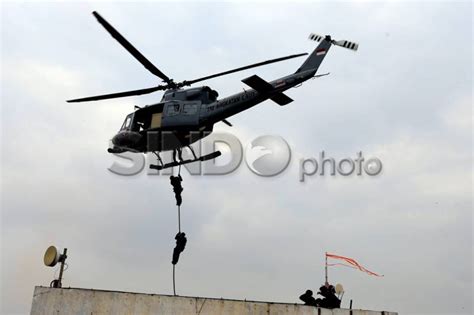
[150,151,222,171]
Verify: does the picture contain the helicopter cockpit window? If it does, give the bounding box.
[183,104,198,115]
[121,114,133,131]
[166,104,181,116]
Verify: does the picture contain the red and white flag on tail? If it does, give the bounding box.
[326,253,383,277]
[316,48,327,56]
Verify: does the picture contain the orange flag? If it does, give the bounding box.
[326,253,383,277]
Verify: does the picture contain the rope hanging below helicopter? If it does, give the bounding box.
[170,165,186,296]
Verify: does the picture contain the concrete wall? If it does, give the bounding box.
[31,286,397,315]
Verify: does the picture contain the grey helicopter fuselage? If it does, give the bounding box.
[67,12,358,164]
[110,68,317,153]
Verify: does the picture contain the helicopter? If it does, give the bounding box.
[68,12,358,170]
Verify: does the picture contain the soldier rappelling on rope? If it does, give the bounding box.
[170,168,186,295]
[172,232,187,265]
[170,174,183,206]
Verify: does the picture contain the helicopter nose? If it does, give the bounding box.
[111,131,142,148]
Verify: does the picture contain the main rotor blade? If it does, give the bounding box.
[67,85,166,103]
[183,53,308,86]
[92,11,171,83]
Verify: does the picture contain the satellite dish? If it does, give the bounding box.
[335,283,344,295]
[43,245,68,288]
[44,246,59,267]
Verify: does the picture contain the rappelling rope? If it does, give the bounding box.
[177,164,182,233]
[173,265,176,296]
[173,164,182,296]
[178,205,181,233]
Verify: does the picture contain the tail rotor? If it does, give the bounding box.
[308,33,359,52]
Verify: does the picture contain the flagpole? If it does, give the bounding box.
[325,252,328,285]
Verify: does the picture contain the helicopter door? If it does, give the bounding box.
[162,101,200,128]
[150,113,162,128]
[181,102,200,126]
[183,103,198,115]
[166,103,181,116]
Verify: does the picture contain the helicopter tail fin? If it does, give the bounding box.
[295,36,332,74]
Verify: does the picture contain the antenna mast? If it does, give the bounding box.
[325,252,328,285]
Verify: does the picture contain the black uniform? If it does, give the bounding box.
[317,285,341,309]
[170,174,183,206]
[172,232,187,265]
[299,290,318,307]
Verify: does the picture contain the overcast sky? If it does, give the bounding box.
[1,1,472,314]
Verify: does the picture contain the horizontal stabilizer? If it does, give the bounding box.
[270,93,293,106]
[242,75,273,93]
[242,75,293,106]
